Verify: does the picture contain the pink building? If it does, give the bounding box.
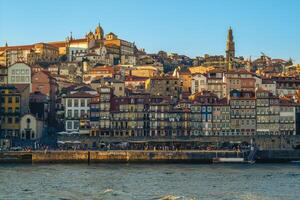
[32,70,58,124]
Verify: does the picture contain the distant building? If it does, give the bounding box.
[0,65,7,84]
[64,92,95,133]
[0,84,30,138]
[104,32,136,65]
[83,66,114,84]
[225,27,235,71]
[31,70,58,123]
[230,90,256,136]
[7,62,32,91]
[90,77,125,97]
[0,43,58,66]
[145,76,181,100]
[20,114,44,140]
[191,73,207,94]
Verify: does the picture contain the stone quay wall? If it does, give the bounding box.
[1,150,300,164]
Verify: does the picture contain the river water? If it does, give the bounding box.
[0,163,299,200]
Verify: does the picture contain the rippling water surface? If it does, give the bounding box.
[0,163,299,200]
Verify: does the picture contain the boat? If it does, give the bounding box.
[213,157,245,163]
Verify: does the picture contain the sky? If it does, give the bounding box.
[0,0,299,63]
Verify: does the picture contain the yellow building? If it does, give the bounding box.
[178,71,192,93]
[296,64,300,74]
[0,43,59,66]
[104,32,135,65]
[27,43,59,64]
[188,66,215,75]
[0,85,21,138]
[127,66,159,78]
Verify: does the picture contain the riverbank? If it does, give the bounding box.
[1,150,300,164]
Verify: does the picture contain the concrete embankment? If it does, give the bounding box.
[0,152,32,163]
[89,151,242,163]
[1,150,242,164]
[1,150,300,164]
[257,150,300,163]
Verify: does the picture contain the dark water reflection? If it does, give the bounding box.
[0,163,299,200]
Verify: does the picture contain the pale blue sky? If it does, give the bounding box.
[0,0,299,62]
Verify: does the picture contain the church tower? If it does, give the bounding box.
[226,27,235,71]
[95,23,104,40]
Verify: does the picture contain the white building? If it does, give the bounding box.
[261,78,277,95]
[67,39,88,62]
[20,114,44,140]
[279,99,296,135]
[64,92,95,133]
[7,62,32,91]
[191,73,207,94]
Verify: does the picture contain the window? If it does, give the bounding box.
[80,109,85,116]
[8,97,12,103]
[207,114,212,121]
[67,121,72,129]
[74,110,79,118]
[74,99,79,107]
[74,121,79,129]
[15,97,19,103]
[67,99,72,107]
[80,99,85,107]
[8,117,13,124]
[207,106,212,112]
[67,110,72,117]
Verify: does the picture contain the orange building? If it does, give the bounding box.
[83,66,114,84]
[178,71,192,93]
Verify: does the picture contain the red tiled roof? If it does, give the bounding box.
[0,44,34,51]
[48,41,66,48]
[65,92,96,98]
[90,66,114,73]
[70,38,87,43]
[125,76,148,81]
[226,69,253,75]
[279,98,296,106]
[150,76,178,80]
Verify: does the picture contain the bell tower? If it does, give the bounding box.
[95,22,104,40]
[226,27,235,71]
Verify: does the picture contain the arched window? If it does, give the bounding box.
[27,118,31,123]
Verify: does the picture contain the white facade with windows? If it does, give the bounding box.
[20,114,44,140]
[64,96,91,132]
[279,105,296,135]
[191,74,207,94]
[7,62,31,91]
